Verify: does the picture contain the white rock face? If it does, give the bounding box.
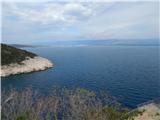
[0,56,53,77]
[134,103,160,120]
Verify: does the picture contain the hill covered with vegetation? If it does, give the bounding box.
[1,44,53,77]
[1,43,37,66]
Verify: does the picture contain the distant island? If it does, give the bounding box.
[1,44,53,77]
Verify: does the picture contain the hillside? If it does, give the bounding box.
[1,44,53,77]
[133,101,160,120]
[1,44,37,65]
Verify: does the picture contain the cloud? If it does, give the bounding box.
[2,1,159,44]
[3,2,95,25]
[79,2,159,39]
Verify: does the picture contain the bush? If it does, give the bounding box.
[1,88,140,120]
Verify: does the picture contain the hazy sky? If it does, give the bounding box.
[2,1,159,44]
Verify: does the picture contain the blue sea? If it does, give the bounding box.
[1,45,160,108]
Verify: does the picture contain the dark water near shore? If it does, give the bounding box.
[2,46,160,108]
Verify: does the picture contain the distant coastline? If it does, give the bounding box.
[15,39,159,47]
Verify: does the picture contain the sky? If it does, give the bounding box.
[1,1,159,44]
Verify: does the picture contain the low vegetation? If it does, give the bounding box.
[2,88,143,120]
[1,44,36,65]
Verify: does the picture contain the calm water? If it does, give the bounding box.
[2,46,160,108]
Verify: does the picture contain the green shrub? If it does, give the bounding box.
[16,111,29,120]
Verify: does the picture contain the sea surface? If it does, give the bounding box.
[2,46,160,108]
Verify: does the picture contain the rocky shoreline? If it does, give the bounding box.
[1,56,53,77]
[134,102,160,120]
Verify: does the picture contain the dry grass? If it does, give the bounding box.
[1,88,140,120]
